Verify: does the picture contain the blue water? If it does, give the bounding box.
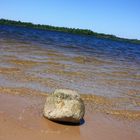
[0,25,140,65]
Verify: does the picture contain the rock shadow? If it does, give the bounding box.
[52,118,85,126]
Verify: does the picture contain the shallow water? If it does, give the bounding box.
[0,25,140,119]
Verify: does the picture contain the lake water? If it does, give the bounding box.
[0,25,140,117]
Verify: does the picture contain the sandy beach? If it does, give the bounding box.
[0,91,140,140]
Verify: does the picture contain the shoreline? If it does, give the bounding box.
[0,27,140,140]
[0,91,140,140]
[0,86,140,120]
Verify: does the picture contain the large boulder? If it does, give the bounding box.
[43,89,85,123]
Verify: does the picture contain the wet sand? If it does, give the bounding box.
[0,92,140,140]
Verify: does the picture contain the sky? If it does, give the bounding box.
[0,0,140,39]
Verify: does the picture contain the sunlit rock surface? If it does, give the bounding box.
[43,89,85,123]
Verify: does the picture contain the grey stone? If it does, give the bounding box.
[43,89,85,123]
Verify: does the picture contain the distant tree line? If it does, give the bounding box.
[0,19,140,44]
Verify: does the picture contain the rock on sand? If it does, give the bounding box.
[43,89,85,123]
